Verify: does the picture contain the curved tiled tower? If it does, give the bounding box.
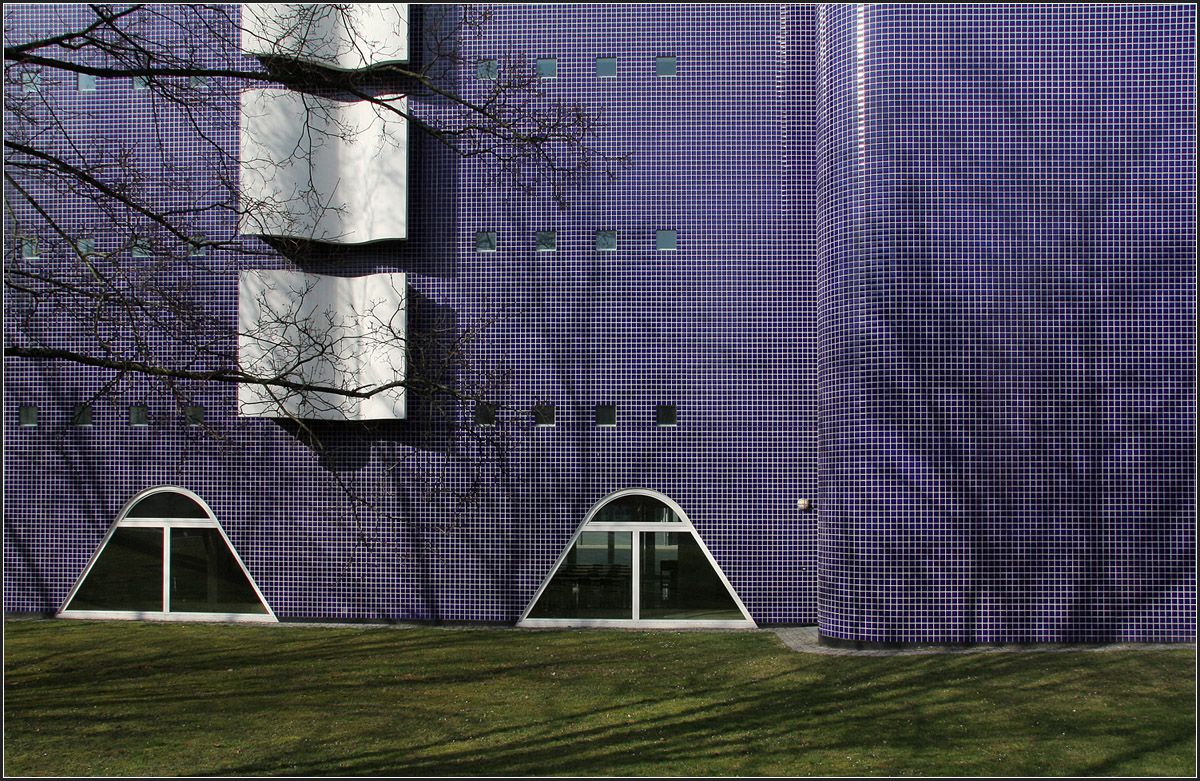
[815,4,1195,643]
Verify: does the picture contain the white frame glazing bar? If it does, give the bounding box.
[518,489,757,629]
[58,486,278,623]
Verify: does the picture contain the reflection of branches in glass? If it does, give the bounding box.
[237,270,409,421]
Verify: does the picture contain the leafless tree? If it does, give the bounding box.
[4,4,622,551]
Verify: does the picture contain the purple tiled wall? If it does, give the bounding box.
[817,4,1195,642]
[4,5,1194,640]
[5,4,820,623]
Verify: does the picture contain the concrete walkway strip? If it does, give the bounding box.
[772,626,1196,656]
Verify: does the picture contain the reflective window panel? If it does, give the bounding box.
[527,532,632,619]
[66,528,164,612]
[639,532,743,620]
[169,528,269,614]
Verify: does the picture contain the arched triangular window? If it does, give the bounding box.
[59,487,276,622]
[519,490,755,628]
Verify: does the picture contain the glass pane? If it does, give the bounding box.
[528,532,632,619]
[67,528,163,612]
[592,494,681,523]
[640,532,743,620]
[185,405,205,426]
[72,405,93,427]
[129,405,149,426]
[126,491,209,518]
[533,404,555,426]
[170,528,268,614]
[596,57,617,78]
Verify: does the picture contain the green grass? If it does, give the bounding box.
[4,620,1194,777]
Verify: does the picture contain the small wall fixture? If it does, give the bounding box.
[796,498,814,512]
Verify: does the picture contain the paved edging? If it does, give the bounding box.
[772,626,1196,656]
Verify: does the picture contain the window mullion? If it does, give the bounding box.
[631,532,641,621]
[162,527,170,613]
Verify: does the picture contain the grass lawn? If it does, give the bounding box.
[3,620,1195,777]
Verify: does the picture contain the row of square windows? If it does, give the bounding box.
[18,231,680,258]
[477,56,679,80]
[20,71,212,92]
[17,405,205,428]
[18,236,209,260]
[19,56,682,93]
[477,404,679,428]
[478,230,677,252]
[17,403,679,429]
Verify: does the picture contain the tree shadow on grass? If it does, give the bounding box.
[8,625,1189,777]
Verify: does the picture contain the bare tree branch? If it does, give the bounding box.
[5,4,593,556]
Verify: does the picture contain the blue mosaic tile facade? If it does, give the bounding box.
[817,4,1195,642]
[4,4,1194,641]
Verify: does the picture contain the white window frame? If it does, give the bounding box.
[518,488,756,629]
[58,486,277,623]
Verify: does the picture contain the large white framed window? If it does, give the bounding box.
[237,270,407,421]
[519,489,756,629]
[241,4,410,70]
[58,487,276,623]
[239,89,409,243]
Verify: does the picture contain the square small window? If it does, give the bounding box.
[75,237,96,257]
[474,403,496,427]
[535,231,557,252]
[129,405,149,427]
[477,59,498,80]
[595,404,616,427]
[132,238,151,257]
[656,56,677,77]
[537,58,557,79]
[595,230,617,251]
[20,237,39,259]
[656,230,677,251]
[533,404,555,427]
[596,57,617,78]
[187,237,208,257]
[132,75,149,90]
[21,70,42,93]
[72,405,93,427]
[475,231,497,253]
[656,404,677,427]
[78,73,97,91]
[189,75,209,90]
[19,406,38,428]
[184,405,205,427]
